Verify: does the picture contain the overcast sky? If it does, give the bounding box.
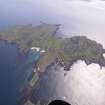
[0,0,105,47]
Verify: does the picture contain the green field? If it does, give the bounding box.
[0,24,105,70]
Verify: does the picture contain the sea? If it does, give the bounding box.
[0,40,41,105]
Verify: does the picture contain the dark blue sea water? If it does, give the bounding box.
[0,40,41,105]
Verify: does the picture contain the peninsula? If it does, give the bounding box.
[0,24,105,71]
[0,24,105,105]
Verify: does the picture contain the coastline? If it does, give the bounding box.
[0,38,30,63]
[1,24,105,105]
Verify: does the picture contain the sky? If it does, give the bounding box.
[0,0,105,47]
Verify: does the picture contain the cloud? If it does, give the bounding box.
[66,60,105,105]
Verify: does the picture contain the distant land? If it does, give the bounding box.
[0,23,105,70]
[0,23,105,105]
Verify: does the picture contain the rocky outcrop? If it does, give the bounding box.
[59,36,105,70]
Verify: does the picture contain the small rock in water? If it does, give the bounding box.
[64,73,67,76]
[64,66,70,71]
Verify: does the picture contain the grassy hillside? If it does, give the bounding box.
[0,24,105,70]
[0,24,62,52]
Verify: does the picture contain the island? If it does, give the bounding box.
[0,23,105,105]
